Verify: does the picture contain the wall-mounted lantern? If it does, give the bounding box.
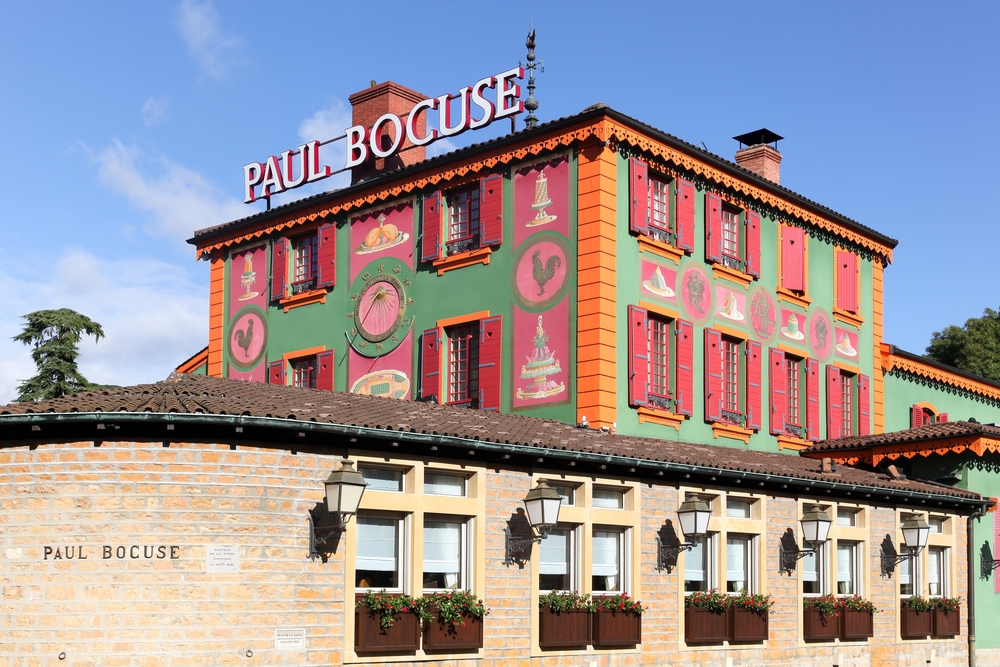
[656,495,712,571]
[504,479,562,565]
[881,515,930,572]
[310,459,368,557]
[780,505,832,573]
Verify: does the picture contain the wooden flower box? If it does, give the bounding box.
[422,607,484,651]
[933,607,960,638]
[538,607,591,648]
[592,608,641,647]
[684,607,728,644]
[355,606,420,653]
[803,607,839,642]
[901,607,932,639]
[840,609,874,640]
[730,607,768,643]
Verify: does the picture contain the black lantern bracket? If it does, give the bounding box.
[309,511,351,560]
[982,556,1000,580]
[655,536,697,572]
[503,525,554,566]
[880,546,920,575]
[779,544,817,574]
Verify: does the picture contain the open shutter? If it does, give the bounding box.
[627,305,649,407]
[805,358,820,441]
[781,226,805,291]
[421,191,445,262]
[938,412,948,423]
[479,174,504,247]
[268,360,286,386]
[675,319,694,416]
[629,157,649,235]
[705,193,724,263]
[478,316,502,411]
[769,348,787,435]
[704,328,723,423]
[316,350,334,391]
[910,404,927,429]
[316,223,336,288]
[837,250,859,313]
[745,210,761,278]
[270,237,288,301]
[675,178,695,252]
[746,340,762,431]
[421,328,441,402]
[826,365,842,440]
[858,373,870,436]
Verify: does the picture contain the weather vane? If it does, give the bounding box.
[521,24,543,130]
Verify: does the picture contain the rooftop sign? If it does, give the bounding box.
[243,67,525,204]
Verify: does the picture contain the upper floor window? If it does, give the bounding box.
[705,329,763,432]
[268,224,335,302]
[911,404,949,428]
[826,365,870,439]
[705,193,760,278]
[292,233,318,293]
[421,315,502,411]
[420,175,503,265]
[780,224,808,296]
[627,157,695,253]
[627,305,694,418]
[834,249,860,314]
[268,349,333,391]
[769,349,820,441]
[291,355,316,389]
[447,186,481,254]
[446,324,479,407]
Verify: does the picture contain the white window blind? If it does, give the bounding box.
[837,543,856,594]
[593,488,624,509]
[726,499,751,518]
[928,547,944,596]
[425,473,465,496]
[727,537,749,592]
[802,551,818,582]
[685,538,706,582]
[361,467,403,492]
[357,517,398,571]
[424,521,462,584]
[539,529,570,575]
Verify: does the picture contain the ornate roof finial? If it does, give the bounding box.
[521,24,543,130]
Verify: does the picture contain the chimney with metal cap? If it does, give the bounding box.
[348,81,428,184]
[733,129,783,184]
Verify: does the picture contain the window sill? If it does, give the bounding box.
[776,434,811,451]
[279,288,327,312]
[638,235,684,264]
[637,406,684,430]
[711,421,752,444]
[712,263,752,288]
[432,246,492,276]
[776,288,811,310]
[833,308,864,328]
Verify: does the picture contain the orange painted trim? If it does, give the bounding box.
[872,263,885,433]
[806,435,1000,466]
[833,308,865,328]
[712,324,749,341]
[712,264,752,288]
[282,345,327,364]
[832,360,862,375]
[777,343,808,358]
[437,311,490,330]
[882,351,1000,401]
[207,254,225,378]
[638,300,680,321]
[432,246,492,275]
[280,289,327,312]
[175,346,209,374]
[637,406,684,430]
[776,287,811,310]
[776,434,811,451]
[637,236,684,264]
[711,421,752,445]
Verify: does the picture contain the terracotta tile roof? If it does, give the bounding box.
[0,374,978,503]
[806,420,1000,452]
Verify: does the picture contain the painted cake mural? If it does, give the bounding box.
[640,260,677,301]
[512,156,572,409]
[834,327,859,359]
[226,245,268,382]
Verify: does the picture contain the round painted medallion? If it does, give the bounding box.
[348,259,414,357]
[227,305,267,371]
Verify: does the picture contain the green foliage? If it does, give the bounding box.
[684,589,729,613]
[423,590,490,629]
[902,596,937,612]
[357,590,429,629]
[730,591,774,613]
[538,590,591,613]
[591,592,645,615]
[13,309,107,402]
[804,594,841,616]
[926,307,1000,382]
[936,597,961,613]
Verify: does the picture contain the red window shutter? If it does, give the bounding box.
[746,340,762,431]
[268,360,286,386]
[421,191,444,262]
[478,316,502,411]
[938,412,948,423]
[995,512,1000,594]
[826,365,843,440]
[837,250,859,313]
[805,358,820,441]
[479,174,504,247]
[270,237,288,301]
[769,348,787,435]
[627,305,649,407]
[316,223,336,288]
[704,328,723,423]
[781,226,805,291]
[629,157,649,235]
[675,319,694,416]
[910,404,925,428]
[316,350,334,391]
[858,373,870,436]
[705,193,724,264]
[675,179,695,252]
[745,210,761,278]
[421,328,441,402]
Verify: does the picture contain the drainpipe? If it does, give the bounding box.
[968,500,994,667]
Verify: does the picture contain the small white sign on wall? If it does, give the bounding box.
[205,545,239,573]
[275,628,306,650]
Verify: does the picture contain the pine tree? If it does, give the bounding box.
[13,308,106,402]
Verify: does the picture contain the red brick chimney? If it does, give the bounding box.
[348,81,428,184]
[733,129,783,184]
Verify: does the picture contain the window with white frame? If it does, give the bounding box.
[802,543,827,596]
[836,541,861,595]
[928,546,948,597]
[356,514,404,590]
[593,487,625,509]
[592,528,627,593]
[899,550,918,597]
[422,517,469,590]
[726,534,754,593]
[359,466,404,492]
[539,527,576,592]
[684,534,714,592]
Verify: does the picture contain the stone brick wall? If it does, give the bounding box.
[0,438,971,667]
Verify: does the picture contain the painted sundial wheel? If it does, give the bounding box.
[348,259,414,357]
[227,305,267,371]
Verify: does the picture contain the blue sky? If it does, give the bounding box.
[1,1,998,403]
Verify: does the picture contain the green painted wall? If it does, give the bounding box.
[882,372,1000,432]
